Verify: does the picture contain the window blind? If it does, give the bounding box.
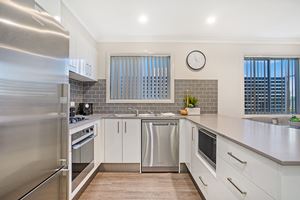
[110,56,171,100]
[244,57,300,114]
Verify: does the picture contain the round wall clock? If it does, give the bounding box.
[186,50,206,71]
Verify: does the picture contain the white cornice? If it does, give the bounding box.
[96,38,300,45]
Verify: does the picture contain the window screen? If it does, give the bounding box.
[110,56,171,100]
[244,57,300,114]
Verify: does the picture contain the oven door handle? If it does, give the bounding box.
[72,135,96,150]
[71,132,94,145]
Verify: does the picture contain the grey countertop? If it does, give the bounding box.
[69,113,300,166]
[68,114,184,130]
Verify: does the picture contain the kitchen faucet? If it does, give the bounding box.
[128,108,139,116]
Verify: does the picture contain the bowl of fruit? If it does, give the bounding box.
[289,116,300,129]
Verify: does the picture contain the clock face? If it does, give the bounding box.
[186,50,206,71]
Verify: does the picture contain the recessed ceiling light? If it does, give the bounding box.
[206,16,216,25]
[138,15,148,24]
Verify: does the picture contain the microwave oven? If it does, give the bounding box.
[198,128,216,169]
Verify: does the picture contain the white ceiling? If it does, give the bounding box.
[63,0,300,43]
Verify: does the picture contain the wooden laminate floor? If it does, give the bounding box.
[78,173,202,200]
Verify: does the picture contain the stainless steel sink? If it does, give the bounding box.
[114,113,137,117]
[114,113,175,118]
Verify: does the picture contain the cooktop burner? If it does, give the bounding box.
[69,116,86,124]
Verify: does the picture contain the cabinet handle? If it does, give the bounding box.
[192,127,195,141]
[117,121,120,133]
[227,177,247,196]
[227,152,247,164]
[198,176,208,187]
[124,121,127,133]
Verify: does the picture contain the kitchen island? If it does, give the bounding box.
[187,115,300,165]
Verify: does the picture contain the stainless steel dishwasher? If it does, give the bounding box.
[141,120,179,172]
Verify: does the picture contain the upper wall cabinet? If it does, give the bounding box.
[35,0,61,22]
[60,2,98,81]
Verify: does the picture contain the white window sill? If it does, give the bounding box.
[243,114,296,119]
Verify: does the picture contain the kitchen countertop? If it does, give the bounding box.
[187,115,300,166]
[68,114,184,130]
[69,113,300,166]
[69,114,105,130]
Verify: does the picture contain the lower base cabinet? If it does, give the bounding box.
[189,129,300,200]
[188,122,275,200]
[104,119,141,163]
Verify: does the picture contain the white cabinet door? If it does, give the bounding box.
[179,120,186,164]
[123,119,141,163]
[181,120,197,172]
[60,3,98,81]
[90,46,98,80]
[189,121,198,171]
[185,121,192,171]
[94,120,104,166]
[104,119,122,163]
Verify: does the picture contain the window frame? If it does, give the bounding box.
[106,52,175,103]
[243,56,300,116]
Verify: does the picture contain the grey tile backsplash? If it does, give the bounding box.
[70,79,84,104]
[70,79,218,114]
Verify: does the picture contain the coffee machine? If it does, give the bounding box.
[78,103,93,116]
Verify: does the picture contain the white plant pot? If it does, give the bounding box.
[186,107,201,115]
[289,121,300,129]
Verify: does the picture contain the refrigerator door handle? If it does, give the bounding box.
[19,168,68,200]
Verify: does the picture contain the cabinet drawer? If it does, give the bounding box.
[191,153,217,199]
[217,136,280,199]
[218,156,274,200]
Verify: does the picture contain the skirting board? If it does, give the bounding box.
[99,163,189,173]
[99,163,140,172]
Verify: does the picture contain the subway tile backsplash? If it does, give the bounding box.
[70,79,218,114]
[70,78,84,104]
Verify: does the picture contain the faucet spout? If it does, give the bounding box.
[128,108,139,116]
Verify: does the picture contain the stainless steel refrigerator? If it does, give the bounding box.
[0,0,69,199]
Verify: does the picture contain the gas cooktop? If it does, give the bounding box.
[69,116,86,124]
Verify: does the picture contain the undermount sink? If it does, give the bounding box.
[114,113,159,117]
[114,114,137,117]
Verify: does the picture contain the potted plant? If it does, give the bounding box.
[289,116,300,128]
[184,95,200,115]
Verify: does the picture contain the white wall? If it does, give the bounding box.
[96,42,300,118]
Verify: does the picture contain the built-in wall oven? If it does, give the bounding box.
[71,125,96,191]
[198,127,217,169]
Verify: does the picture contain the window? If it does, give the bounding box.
[108,55,173,102]
[244,57,300,114]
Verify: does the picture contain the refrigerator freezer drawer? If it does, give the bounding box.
[0,117,67,200]
[21,169,68,200]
